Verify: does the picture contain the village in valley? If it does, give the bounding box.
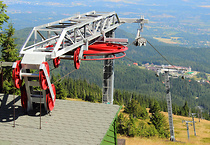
[130,62,210,84]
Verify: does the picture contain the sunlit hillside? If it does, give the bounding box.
[118,111,210,145]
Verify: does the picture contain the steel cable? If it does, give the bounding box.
[147,40,176,69]
[53,69,77,84]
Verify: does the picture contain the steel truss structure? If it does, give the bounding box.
[12,11,148,112]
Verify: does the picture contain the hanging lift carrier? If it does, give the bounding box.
[12,11,148,112]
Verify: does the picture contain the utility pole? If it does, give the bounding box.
[190,113,197,136]
[197,106,202,122]
[182,120,193,140]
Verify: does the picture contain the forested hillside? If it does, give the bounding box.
[50,59,210,113]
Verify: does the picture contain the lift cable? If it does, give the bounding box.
[50,67,57,72]
[147,40,176,69]
[124,56,138,64]
[147,40,194,128]
[53,69,77,84]
[121,39,176,69]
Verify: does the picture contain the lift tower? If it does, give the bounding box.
[12,11,148,111]
[164,69,176,141]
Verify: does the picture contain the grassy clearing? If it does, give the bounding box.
[138,66,146,69]
[66,98,86,102]
[118,111,210,145]
[153,37,181,44]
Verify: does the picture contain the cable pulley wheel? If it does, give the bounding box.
[46,84,56,111]
[53,57,60,68]
[81,42,128,61]
[12,60,22,89]
[74,47,81,69]
[86,42,128,54]
[20,84,27,109]
[39,62,50,90]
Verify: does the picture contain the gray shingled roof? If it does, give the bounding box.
[0,94,120,145]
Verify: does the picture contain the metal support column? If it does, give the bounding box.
[165,71,175,141]
[186,122,190,140]
[182,120,193,140]
[191,113,197,136]
[103,56,114,104]
[103,30,115,104]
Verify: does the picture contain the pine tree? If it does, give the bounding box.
[181,101,189,116]
[150,101,170,138]
[150,111,169,138]
[52,74,67,100]
[0,2,9,45]
[116,113,128,135]
[135,105,148,120]
[149,101,160,114]
[124,99,148,120]
[127,115,137,137]
[1,24,18,61]
[1,23,19,94]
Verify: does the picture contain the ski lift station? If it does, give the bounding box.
[0,11,148,144]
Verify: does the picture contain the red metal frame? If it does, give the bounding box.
[74,47,81,69]
[46,84,56,111]
[39,62,50,90]
[12,60,22,89]
[53,57,61,68]
[20,84,27,109]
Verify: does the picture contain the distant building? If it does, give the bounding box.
[144,63,149,67]
[133,63,138,66]
[147,66,158,72]
[143,63,193,77]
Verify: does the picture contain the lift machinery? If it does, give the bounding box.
[12,11,148,112]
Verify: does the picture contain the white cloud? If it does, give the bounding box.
[71,2,86,6]
[119,12,138,15]
[3,0,32,5]
[199,5,210,8]
[3,0,87,7]
[44,2,66,7]
[106,0,122,2]
[103,0,138,4]
[151,14,175,18]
